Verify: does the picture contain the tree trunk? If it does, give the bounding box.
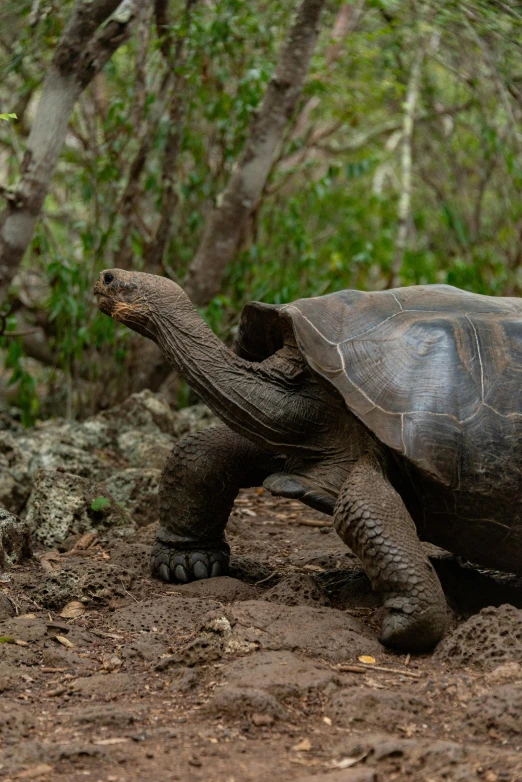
[143,90,186,273]
[183,0,326,307]
[0,0,140,304]
[389,29,440,288]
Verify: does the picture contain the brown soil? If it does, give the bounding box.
[1,489,522,782]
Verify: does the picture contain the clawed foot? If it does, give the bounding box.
[379,595,448,652]
[151,539,230,583]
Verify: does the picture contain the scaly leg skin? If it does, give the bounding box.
[334,455,448,652]
[152,425,284,583]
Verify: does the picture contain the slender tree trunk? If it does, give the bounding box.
[0,0,140,304]
[390,29,439,288]
[144,0,198,273]
[183,0,326,307]
[389,46,424,288]
[143,90,186,273]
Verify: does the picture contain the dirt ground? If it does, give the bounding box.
[1,488,522,782]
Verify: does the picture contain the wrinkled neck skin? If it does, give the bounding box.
[146,286,353,471]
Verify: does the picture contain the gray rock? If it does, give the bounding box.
[205,686,287,720]
[0,593,15,620]
[97,389,176,436]
[98,467,161,526]
[116,430,174,470]
[31,417,113,453]
[25,470,133,548]
[435,604,522,669]
[222,600,381,661]
[465,682,522,736]
[264,573,330,607]
[20,432,109,482]
[0,432,32,514]
[3,421,111,500]
[222,650,341,698]
[32,560,137,609]
[0,508,31,568]
[174,404,219,438]
[0,393,219,539]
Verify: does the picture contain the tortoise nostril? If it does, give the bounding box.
[103,272,114,285]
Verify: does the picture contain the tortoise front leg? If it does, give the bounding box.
[334,455,448,651]
[152,425,284,583]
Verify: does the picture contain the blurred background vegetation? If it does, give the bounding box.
[1,0,521,424]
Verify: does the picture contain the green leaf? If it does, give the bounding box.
[91,496,111,511]
[0,113,17,121]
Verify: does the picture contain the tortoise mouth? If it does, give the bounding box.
[93,280,121,316]
[94,289,116,316]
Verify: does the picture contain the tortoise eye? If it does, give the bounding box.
[103,272,114,285]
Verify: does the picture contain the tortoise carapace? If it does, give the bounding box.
[95,271,522,651]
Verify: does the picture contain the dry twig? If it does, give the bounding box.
[336,662,422,679]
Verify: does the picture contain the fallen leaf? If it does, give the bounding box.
[15,764,53,779]
[74,532,97,550]
[55,635,74,648]
[19,614,36,620]
[292,738,312,752]
[302,564,325,572]
[39,552,63,572]
[38,550,61,560]
[333,757,360,769]
[323,716,332,726]
[46,687,68,697]
[0,636,28,646]
[59,601,85,619]
[358,655,376,665]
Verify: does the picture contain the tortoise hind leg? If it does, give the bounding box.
[334,455,448,651]
[152,425,284,583]
[263,472,336,515]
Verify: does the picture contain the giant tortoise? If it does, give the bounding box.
[95,271,522,651]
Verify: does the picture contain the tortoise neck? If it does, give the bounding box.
[149,291,301,451]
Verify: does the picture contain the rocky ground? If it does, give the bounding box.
[1,394,522,782]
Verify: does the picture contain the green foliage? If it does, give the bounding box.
[0,113,17,121]
[3,336,39,426]
[91,496,111,512]
[0,301,39,426]
[1,0,522,420]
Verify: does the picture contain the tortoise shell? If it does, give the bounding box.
[236,284,522,491]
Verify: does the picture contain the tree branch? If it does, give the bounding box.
[183,0,327,307]
[154,0,173,63]
[0,0,141,303]
[143,0,199,273]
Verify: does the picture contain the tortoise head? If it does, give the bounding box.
[94,268,184,340]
